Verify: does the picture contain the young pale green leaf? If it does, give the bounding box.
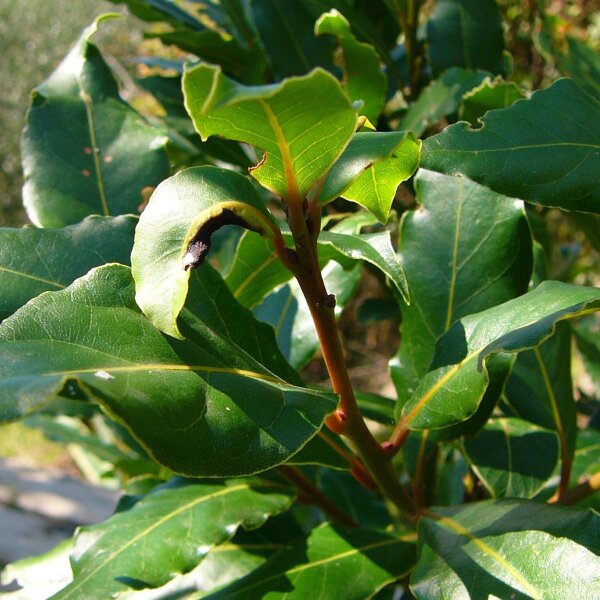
[426,0,505,77]
[22,15,169,228]
[51,477,294,599]
[132,166,279,339]
[319,131,420,223]
[399,68,488,137]
[412,499,600,599]
[203,523,416,599]
[462,417,559,499]
[459,76,526,125]
[315,9,386,123]
[504,322,576,467]
[391,170,533,407]
[254,262,361,369]
[183,64,357,200]
[0,264,335,476]
[0,215,136,321]
[400,282,600,431]
[422,78,600,213]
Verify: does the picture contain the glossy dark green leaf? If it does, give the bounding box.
[315,10,386,123]
[251,0,336,80]
[391,169,532,407]
[462,417,559,498]
[147,29,266,85]
[504,322,576,468]
[22,16,169,227]
[204,523,416,599]
[459,76,526,125]
[0,215,136,321]
[422,78,600,213]
[400,282,600,431]
[183,64,357,200]
[285,429,350,470]
[319,131,421,223]
[132,167,279,339]
[399,68,488,137]
[426,0,505,77]
[52,478,294,599]
[0,265,335,476]
[318,470,392,529]
[105,0,204,29]
[412,499,600,599]
[254,262,361,369]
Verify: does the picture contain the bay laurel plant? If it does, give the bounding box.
[1,0,600,598]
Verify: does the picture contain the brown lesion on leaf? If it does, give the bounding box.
[182,209,262,271]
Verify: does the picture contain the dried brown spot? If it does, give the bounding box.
[103,155,113,164]
[182,209,261,271]
[81,169,91,177]
[84,147,92,154]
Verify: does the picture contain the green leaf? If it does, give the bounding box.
[399,68,488,137]
[317,229,409,302]
[0,264,336,476]
[318,470,392,529]
[51,478,294,599]
[22,15,169,227]
[400,281,600,431]
[254,261,361,369]
[412,499,600,599]
[251,0,336,80]
[147,29,266,85]
[131,166,279,339]
[120,514,302,599]
[570,429,600,509]
[315,9,387,123]
[226,217,409,308]
[504,322,576,468]
[0,215,136,321]
[391,170,533,407]
[462,417,559,499]
[225,231,292,309]
[422,78,600,213]
[459,76,526,125]
[203,523,416,599]
[426,0,505,77]
[319,131,420,223]
[105,0,204,29]
[183,64,357,200]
